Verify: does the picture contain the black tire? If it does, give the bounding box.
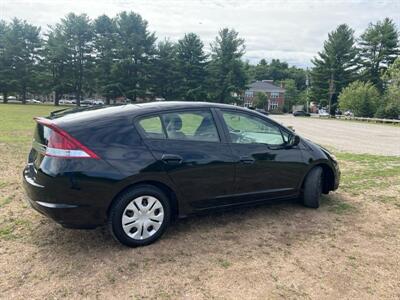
[108,184,171,247]
[302,167,323,208]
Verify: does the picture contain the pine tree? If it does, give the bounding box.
[311,24,359,114]
[113,11,156,102]
[0,20,11,103]
[359,18,399,91]
[94,15,116,104]
[208,28,247,103]
[176,33,208,101]
[43,24,73,105]
[152,40,179,100]
[4,19,42,104]
[60,13,94,106]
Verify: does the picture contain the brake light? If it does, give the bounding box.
[34,117,99,159]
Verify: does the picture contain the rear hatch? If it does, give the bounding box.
[28,117,99,174]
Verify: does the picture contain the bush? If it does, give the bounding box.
[384,102,400,119]
[339,81,380,117]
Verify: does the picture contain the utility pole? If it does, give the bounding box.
[305,68,310,113]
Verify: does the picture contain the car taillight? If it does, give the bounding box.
[34,117,99,159]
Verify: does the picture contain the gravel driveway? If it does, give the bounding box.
[269,115,400,156]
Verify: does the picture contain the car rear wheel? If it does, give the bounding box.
[302,167,323,208]
[108,185,171,247]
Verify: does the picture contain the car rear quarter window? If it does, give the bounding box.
[137,116,166,139]
[161,110,220,142]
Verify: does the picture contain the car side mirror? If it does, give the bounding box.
[288,134,300,147]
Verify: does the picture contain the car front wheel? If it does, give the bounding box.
[108,185,171,247]
[302,166,323,208]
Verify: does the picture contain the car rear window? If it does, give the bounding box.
[138,116,166,139]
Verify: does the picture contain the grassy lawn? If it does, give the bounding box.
[0,103,67,143]
[0,103,399,299]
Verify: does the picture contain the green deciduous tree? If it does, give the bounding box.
[311,24,359,114]
[207,28,247,103]
[252,59,306,91]
[254,59,289,82]
[339,81,380,117]
[376,57,400,119]
[176,33,208,101]
[359,18,399,92]
[253,92,268,109]
[282,79,299,112]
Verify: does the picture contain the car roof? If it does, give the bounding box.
[48,101,247,122]
[47,101,286,130]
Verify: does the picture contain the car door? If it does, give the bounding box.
[217,109,307,203]
[136,109,236,213]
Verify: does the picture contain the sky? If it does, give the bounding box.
[0,0,399,68]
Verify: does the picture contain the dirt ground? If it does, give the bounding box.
[1,105,400,299]
[270,115,400,156]
[1,150,400,299]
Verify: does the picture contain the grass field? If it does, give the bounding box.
[1,103,400,299]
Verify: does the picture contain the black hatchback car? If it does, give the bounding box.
[23,102,339,247]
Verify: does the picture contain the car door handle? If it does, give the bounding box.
[161,154,183,165]
[239,156,255,164]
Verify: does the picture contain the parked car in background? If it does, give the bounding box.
[293,110,311,117]
[81,99,94,106]
[23,102,340,247]
[59,99,74,105]
[344,110,354,117]
[26,99,41,104]
[80,99,105,106]
[318,109,329,117]
[93,99,104,105]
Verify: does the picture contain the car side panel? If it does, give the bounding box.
[143,139,236,214]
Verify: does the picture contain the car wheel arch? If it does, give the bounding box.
[301,163,335,194]
[107,180,179,220]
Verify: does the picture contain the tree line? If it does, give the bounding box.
[0,12,250,106]
[0,12,399,118]
[310,18,399,117]
[0,11,307,107]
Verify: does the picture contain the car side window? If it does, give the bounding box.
[160,110,220,142]
[222,111,285,145]
[137,115,166,139]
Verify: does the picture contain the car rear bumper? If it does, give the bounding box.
[22,166,106,229]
